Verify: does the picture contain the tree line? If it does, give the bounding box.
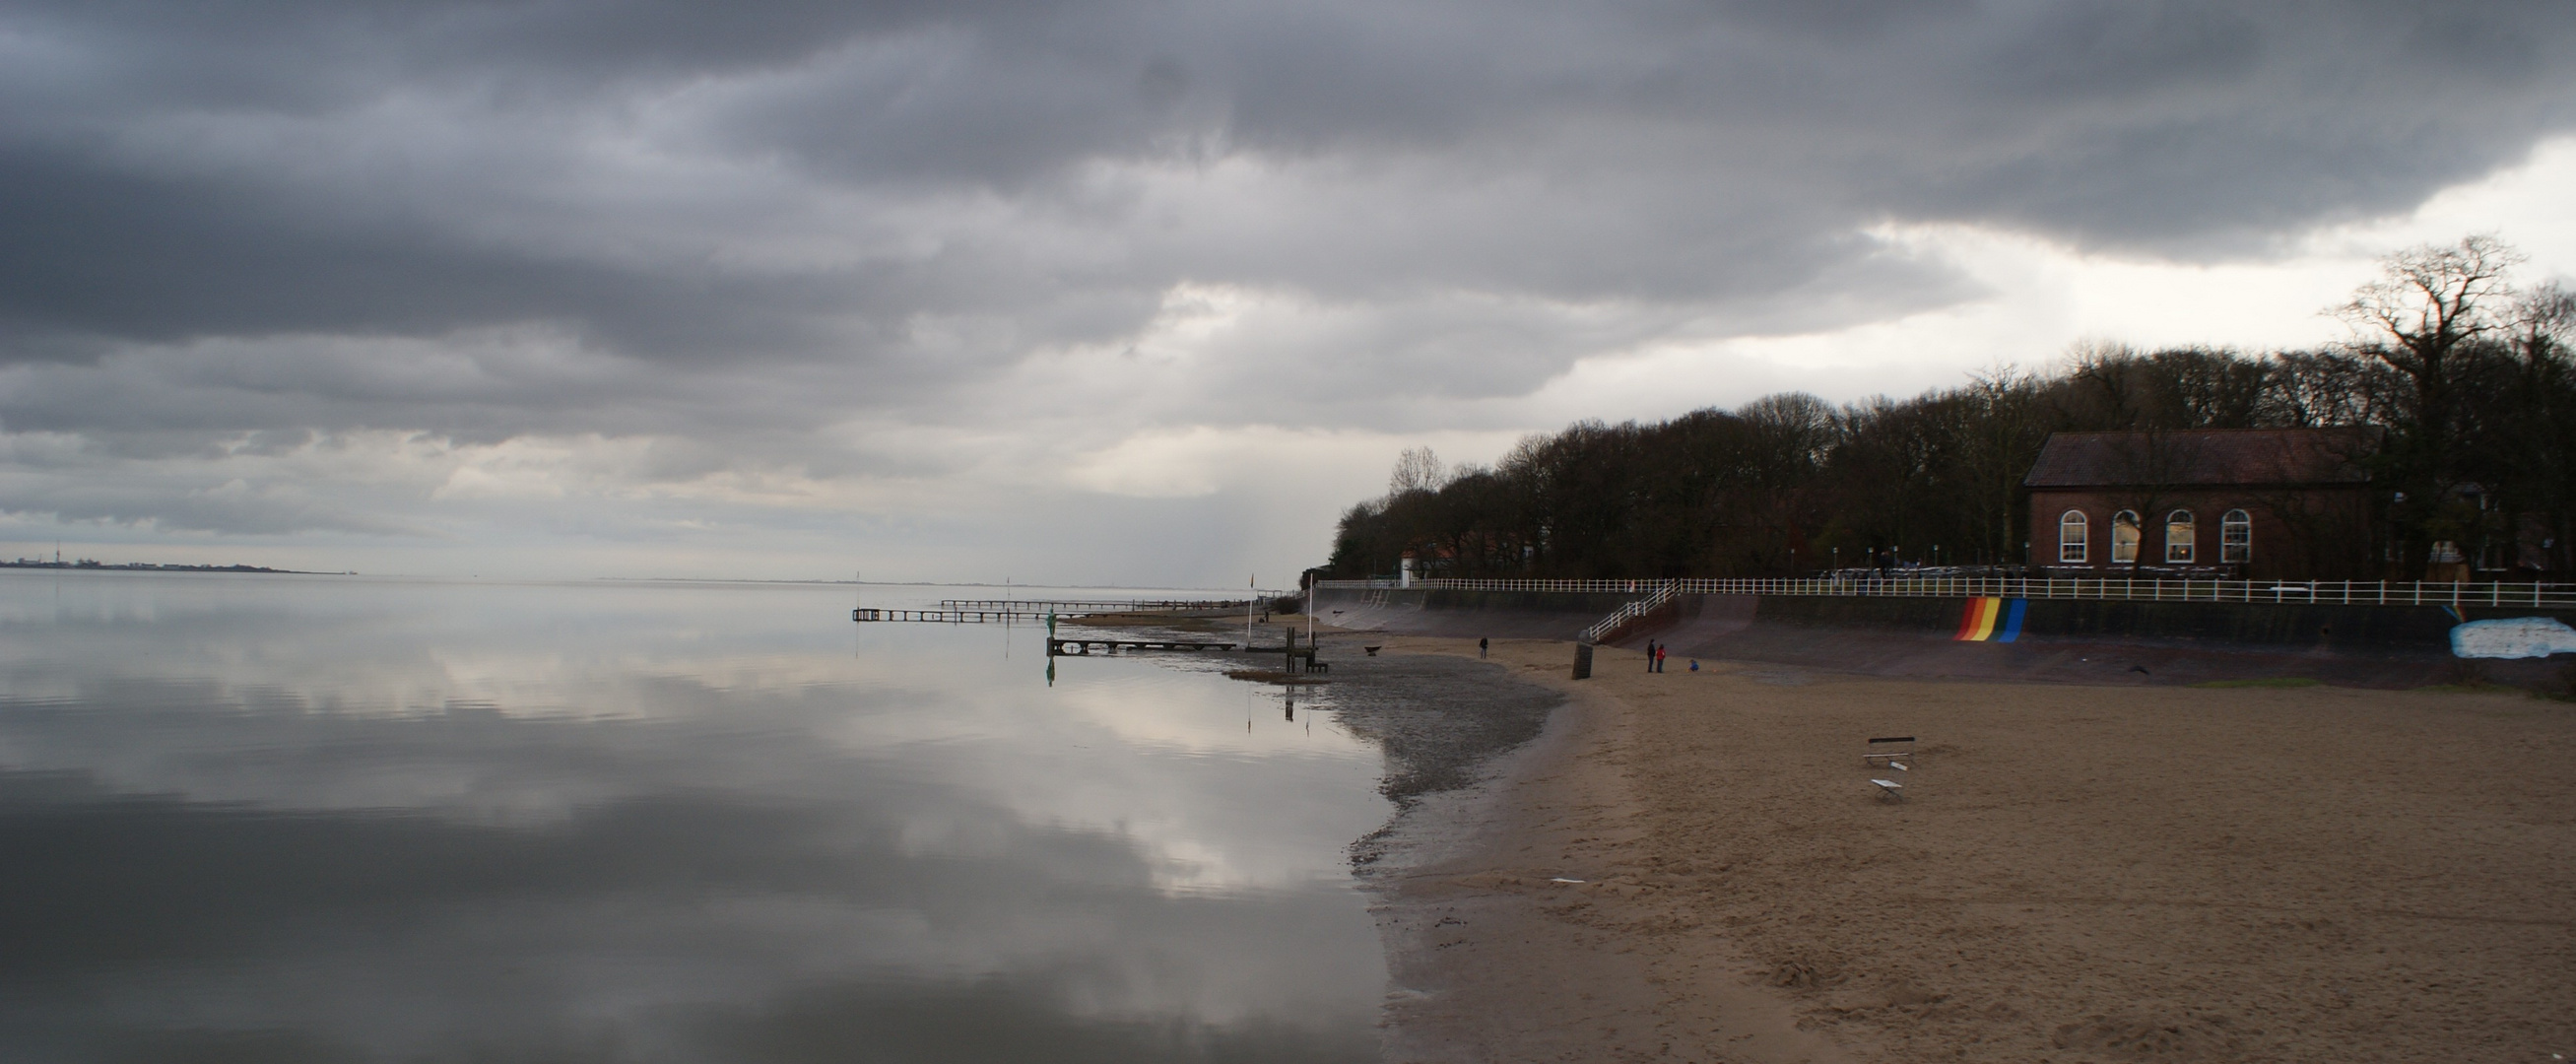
[1326,235,2575,581]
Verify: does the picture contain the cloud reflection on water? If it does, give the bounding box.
[0,573,1383,1062]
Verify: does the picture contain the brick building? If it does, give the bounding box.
[2023,428,2382,580]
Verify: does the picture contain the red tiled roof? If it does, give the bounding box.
[2022,428,2380,489]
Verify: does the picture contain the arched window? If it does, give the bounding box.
[2111,510,2142,564]
[2221,509,2251,564]
[2165,509,2196,564]
[2059,510,2088,564]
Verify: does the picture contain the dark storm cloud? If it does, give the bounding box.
[1,0,2573,539]
[1895,0,2576,241]
[0,148,959,361]
[5,0,2568,344]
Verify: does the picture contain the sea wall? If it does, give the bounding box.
[1312,585,2576,689]
[1749,594,2487,650]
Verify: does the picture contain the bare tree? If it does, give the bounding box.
[1387,446,1447,498]
[2271,349,2400,427]
[1954,367,2045,565]
[1738,391,1838,477]
[2334,234,2526,576]
[2501,282,2576,573]
[2335,233,2523,432]
[2510,281,2575,359]
[2064,340,2151,428]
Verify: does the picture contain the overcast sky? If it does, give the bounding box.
[4,0,2574,584]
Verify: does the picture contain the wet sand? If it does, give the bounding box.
[1346,632,2576,1063]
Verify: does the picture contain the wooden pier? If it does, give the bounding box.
[853,607,1059,624]
[854,599,1256,624]
[939,598,1250,613]
[1046,637,1239,654]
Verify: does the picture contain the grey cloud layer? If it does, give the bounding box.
[2,0,2573,540]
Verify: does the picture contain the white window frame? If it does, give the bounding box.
[2059,509,2089,564]
[2111,510,2141,565]
[2221,509,2251,564]
[2165,509,2196,564]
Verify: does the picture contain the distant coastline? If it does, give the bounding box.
[596,576,1289,592]
[2,559,345,575]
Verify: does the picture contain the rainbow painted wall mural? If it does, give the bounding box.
[1953,597,2026,642]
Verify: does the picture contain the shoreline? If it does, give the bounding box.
[1342,632,2575,1063]
[1351,634,1853,1063]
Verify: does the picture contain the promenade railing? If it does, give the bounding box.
[1580,582,1680,643]
[1313,576,2576,609]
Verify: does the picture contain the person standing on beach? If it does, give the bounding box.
[1654,642,1668,673]
[1479,636,1488,659]
[1644,639,1657,672]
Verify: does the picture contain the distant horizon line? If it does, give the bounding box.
[1,561,1295,593]
[597,576,1293,592]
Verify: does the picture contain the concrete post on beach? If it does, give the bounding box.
[1570,641,1592,680]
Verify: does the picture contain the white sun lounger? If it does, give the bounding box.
[1870,778,1904,800]
[1864,736,1914,765]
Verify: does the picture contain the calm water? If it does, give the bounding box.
[0,574,1388,1063]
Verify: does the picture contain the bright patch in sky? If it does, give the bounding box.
[1515,138,2576,432]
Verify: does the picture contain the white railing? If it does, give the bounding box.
[1581,581,1679,643]
[1315,576,2576,608]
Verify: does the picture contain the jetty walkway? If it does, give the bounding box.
[852,598,1256,625]
[853,608,1056,624]
[938,598,1251,613]
[1046,637,1239,655]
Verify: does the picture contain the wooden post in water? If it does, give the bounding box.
[1297,571,1318,654]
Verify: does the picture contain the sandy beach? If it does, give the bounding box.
[1353,632,2576,1063]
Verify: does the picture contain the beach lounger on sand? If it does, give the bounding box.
[1864,736,1915,765]
[1870,778,1904,800]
